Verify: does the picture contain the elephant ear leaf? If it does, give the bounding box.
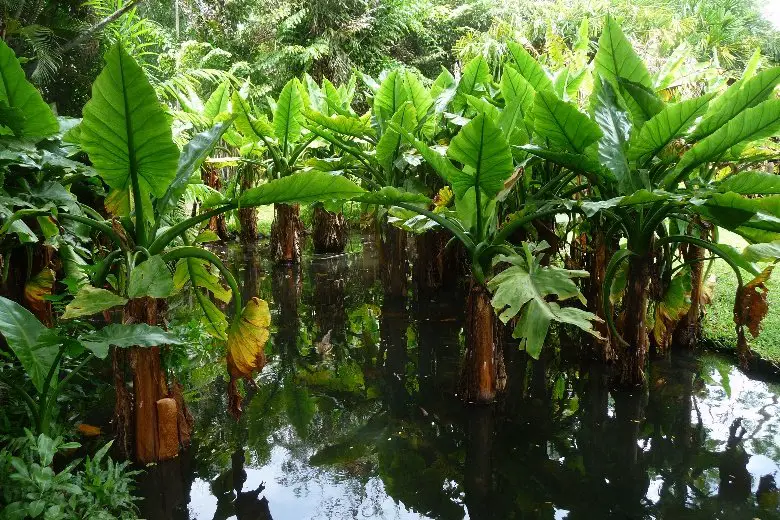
[0,40,58,138]
[446,113,514,199]
[273,78,305,152]
[80,44,179,212]
[487,244,602,359]
[0,296,59,393]
[533,91,603,155]
[227,297,271,418]
[79,323,184,359]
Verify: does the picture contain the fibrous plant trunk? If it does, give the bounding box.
[618,254,652,386]
[312,204,348,254]
[270,203,302,264]
[379,220,408,299]
[238,165,260,243]
[202,164,230,241]
[674,223,709,349]
[117,297,193,463]
[460,282,506,403]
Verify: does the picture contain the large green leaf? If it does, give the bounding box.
[457,56,491,98]
[354,186,431,205]
[0,296,58,393]
[500,66,535,108]
[447,114,514,199]
[487,244,601,358]
[617,78,665,126]
[376,103,417,174]
[403,70,434,132]
[691,67,780,140]
[594,15,652,89]
[533,91,603,154]
[672,99,780,182]
[304,109,374,139]
[203,81,231,121]
[80,44,179,210]
[62,285,128,320]
[499,67,535,144]
[520,145,606,178]
[374,70,408,126]
[239,170,365,206]
[507,42,553,92]
[273,78,305,151]
[173,258,232,302]
[79,324,184,359]
[594,78,632,192]
[628,93,713,164]
[718,171,780,195]
[0,41,58,138]
[128,255,174,299]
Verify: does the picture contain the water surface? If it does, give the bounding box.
[139,236,780,520]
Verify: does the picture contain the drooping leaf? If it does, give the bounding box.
[127,255,174,299]
[304,109,374,139]
[691,67,780,140]
[0,40,58,138]
[62,285,128,320]
[487,244,602,358]
[447,114,514,199]
[23,268,55,326]
[227,297,271,417]
[628,93,713,165]
[60,245,89,294]
[196,290,229,339]
[672,99,780,182]
[173,258,232,302]
[238,170,364,206]
[80,44,180,209]
[507,42,553,92]
[0,296,58,393]
[376,103,417,174]
[79,324,184,359]
[734,266,772,339]
[533,91,603,154]
[520,145,606,177]
[653,270,691,352]
[273,78,305,151]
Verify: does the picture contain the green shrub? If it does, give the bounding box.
[0,431,140,520]
[200,48,233,70]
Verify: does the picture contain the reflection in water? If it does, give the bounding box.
[141,235,780,520]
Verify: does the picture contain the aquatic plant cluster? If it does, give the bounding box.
[1,3,780,519]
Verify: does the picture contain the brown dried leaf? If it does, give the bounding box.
[226,297,271,419]
[734,266,772,339]
[24,268,55,326]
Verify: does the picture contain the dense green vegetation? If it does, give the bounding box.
[1,0,779,517]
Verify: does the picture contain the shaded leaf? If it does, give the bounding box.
[128,255,173,299]
[0,296,57,393]
[62,286,128,320]
[79,323,184,359]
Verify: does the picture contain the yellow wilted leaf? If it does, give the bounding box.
[226,297,271,379]
[734,266,773,339]
[226,297,271,419]
[433,186,453,213]
[24,268,55,326]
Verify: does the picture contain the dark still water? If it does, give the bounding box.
[138,236,780,520]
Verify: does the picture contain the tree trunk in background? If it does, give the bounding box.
[312,205,348,254]
[379,220,408,299]
[460,283,506,403]
[120,297,192,463]
[270,203,302,264]
[238,165,259,243]
[202,164,230,241]
[674,224,708,349]
[619,254,652,386]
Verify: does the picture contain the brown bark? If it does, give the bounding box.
[112,348,133,459]
[202,164,229,241]
[238,165,259,243]
[270,203,302,264]
[460,283,506,403]
[312,204,348,254]
[379,220,408,299]
[122,297,182,463]
[618,254,652,386]
[674,239,706,349]
[155,398,179,460]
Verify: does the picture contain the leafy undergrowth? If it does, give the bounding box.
[702,231,780,363]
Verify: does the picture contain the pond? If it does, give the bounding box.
[137,235,780,520]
